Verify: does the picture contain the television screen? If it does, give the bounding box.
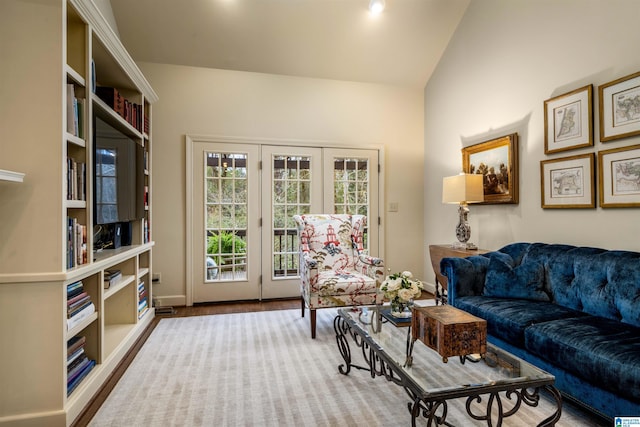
[94,116,143,225]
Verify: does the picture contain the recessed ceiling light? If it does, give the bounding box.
[369,0,385,14]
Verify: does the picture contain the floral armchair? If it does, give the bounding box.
[293,214,384,338]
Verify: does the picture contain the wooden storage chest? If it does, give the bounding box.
[411,305,487,363]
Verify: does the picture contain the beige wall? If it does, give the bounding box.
[424,0,640,278]
[139,63,424,305]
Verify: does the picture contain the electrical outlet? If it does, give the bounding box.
[152,272,161,283]
[388,202,399,212]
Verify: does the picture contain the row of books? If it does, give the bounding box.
[95,86,145,133]
[66,84,85,139]
[67,217,87,269]
[67,335,95,396]
[138,280,149,319]
[66,157,86,201]
[67,280,95,331]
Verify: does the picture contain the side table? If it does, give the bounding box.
[429,244,490,305]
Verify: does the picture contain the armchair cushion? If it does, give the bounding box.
[315,270,377,296]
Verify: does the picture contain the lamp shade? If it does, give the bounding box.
[442,173,484,204]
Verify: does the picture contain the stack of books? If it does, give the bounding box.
[66,336,95,396]
[138,280,149,319]
[66,281,95,331]
[103,269,121,289]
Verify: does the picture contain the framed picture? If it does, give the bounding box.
[462,133,518,204]
[540,153,595,209]
[598,71,640,142]
[544,85,593,154]
[597,144,640,208]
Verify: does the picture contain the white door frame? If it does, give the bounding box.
[186,134,385,306]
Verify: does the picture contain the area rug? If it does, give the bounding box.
[88,308,607,426]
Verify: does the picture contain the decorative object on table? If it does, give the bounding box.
[540,153,595,209]
[442,173,484,250]
[598,71,640,142]
[462,133,519,204]
[409,305,487,364]
[380,271,423,318]
[597,143,640,207]
[544,85,593,154]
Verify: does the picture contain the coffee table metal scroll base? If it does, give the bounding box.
[334,314,563,427]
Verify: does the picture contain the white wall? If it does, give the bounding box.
[424,0,640,277]
[139,63,424,305]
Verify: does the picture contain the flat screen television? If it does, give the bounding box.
[93,116,144,225]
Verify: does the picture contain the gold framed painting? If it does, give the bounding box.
[462,133,518,204]
[597,144,640,208]
[544,85,593,154]
[540,153,595,209]
[598,71,640,142]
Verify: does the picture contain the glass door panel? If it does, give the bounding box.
[190,142,260,303]
[261,146,322,299]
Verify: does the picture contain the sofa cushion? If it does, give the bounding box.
[483,256,549,301]
[525,316,640,403]
[454,296,586,346]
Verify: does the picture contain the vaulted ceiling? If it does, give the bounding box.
[109,0,470,89]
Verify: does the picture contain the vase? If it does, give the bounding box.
[390,300,412,318]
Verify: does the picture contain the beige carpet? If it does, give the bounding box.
[88,308,608,426]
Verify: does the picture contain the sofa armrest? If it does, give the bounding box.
[440,255,490,304]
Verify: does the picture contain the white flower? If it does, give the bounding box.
[398,288,414,302]
[402,271,413,279]
[383,277,402,292]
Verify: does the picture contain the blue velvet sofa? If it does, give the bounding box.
[440,242,640,419]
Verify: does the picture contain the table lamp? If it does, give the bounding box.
[442,173,484,250]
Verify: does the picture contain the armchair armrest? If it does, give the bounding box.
[440,255,490,304]
[355,254,384,283]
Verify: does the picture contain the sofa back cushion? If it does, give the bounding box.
[483,256,549,301]
[514,243,640,328]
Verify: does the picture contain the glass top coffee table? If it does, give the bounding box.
[334,306,562,426]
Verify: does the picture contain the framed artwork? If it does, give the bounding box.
[597,144,640,208]
[540,153,595,209]
[544,85,593,154]
[462,133,518,204]
[598,71,640,142]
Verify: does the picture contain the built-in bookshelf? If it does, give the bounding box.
[0,1,157,426]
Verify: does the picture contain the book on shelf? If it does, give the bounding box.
[66,84,84,138]
[67,359,95,396]
[67,280,84,296]
[67,347,85,367]
[67,354,89,380]
[67,302,95,331]
[104,269,121,289]
[66,157,86,201]
[67,217,87,269]
[67,335,86,356]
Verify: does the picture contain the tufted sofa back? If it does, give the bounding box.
[502,243,640,328]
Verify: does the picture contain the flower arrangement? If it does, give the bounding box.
[381,271,424,315]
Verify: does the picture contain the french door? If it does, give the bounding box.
[188,137,380,304]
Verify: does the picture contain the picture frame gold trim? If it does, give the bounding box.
[462,133,518,205]
[597,144,640,208]
[540,153,595,209]
[544,85,593,154]
[598,71,640,142]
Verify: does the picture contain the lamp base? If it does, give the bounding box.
[451,241,478,250]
